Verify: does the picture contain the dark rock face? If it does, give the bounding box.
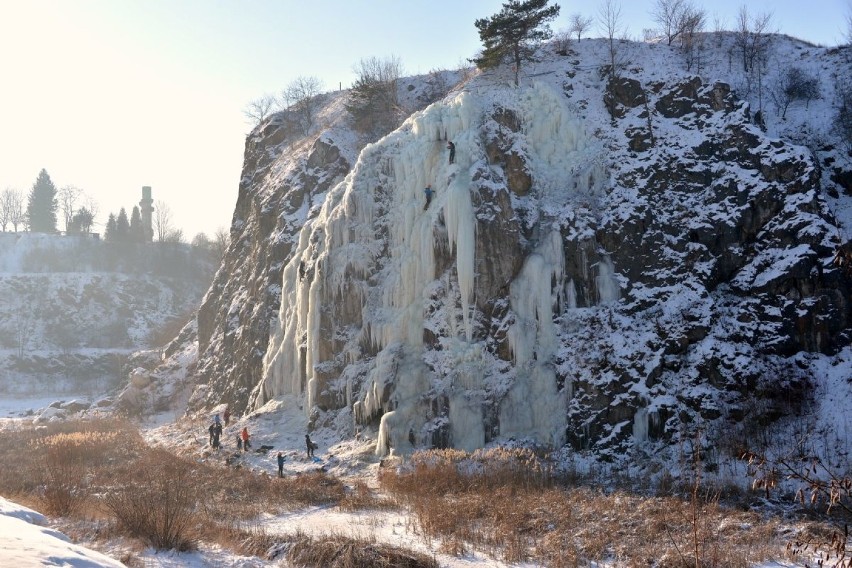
[605,77,647,119]
[562,75,852,455]
[192,124,350,414]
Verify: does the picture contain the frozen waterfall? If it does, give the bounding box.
[259,81,599,456]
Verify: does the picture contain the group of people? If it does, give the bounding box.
[423,140,456,211]
[206,407,322,478]
[206,408,252,452]
[275,435,319,477]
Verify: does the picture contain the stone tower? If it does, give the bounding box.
[140,186,154,242]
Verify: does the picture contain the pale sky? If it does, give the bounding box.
[0,0,847,238]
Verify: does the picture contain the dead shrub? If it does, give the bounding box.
[103,449,201,551]
[38,443,89,516]
[287,533,439,568]
[339,480,396,512]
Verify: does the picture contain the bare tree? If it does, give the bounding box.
[0,187,14,232]
[154,200,173,243]
[282,76,323,134]
[733,6,773,117]
[680,7,706,72]
[569,13,594,41]
[83,195,99,232]
[651,0,690,45]
[243,94,277,127]
[57,184,82,233]
[598,0,625,78]
[346,56,405,140]
[163,228,184,244]
[770,66,821,119]
[5,187,25,232]
[734,5,773,73]
[213,226,230,259]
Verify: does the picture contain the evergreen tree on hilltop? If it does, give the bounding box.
[129,206,145,243]
[473,0,561,86]
[115,208,130,242]
[104,213,117,242]
[26,169,59,233]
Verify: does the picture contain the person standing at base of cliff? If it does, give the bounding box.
[424,185,434,210]
[212,421,222,449]
[236,433,242,451]
[305,433,315,458]
[447,140,455,164]
[223,407,231,426]
[208,423,216,446]
[241,427,251,451]
[277,452,285,477]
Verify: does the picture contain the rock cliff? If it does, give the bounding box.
[184,36,852,460]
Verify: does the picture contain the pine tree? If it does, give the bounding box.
[104,213,117,242]
[26,169,58,233]
[473,0,560,86]
[115,208,130,242]
[129,206,145,243]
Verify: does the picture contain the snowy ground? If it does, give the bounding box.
[0,394,818,567]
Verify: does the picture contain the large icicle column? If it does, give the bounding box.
[495,82,600,448]
[500,229,567,447]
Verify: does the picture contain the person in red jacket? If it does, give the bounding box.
[240,427,251,451]
[223,407,231,426]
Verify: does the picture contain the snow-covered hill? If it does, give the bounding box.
[0,233,214,398]
[161,33,852,464]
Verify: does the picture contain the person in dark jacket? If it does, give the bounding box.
[223,407,231,426]
[208,423,216,446]
[277,452,285,477]
[305,433,315,458]
[424,185,434,210]
[447,140,455,164]
[212,422,222,449]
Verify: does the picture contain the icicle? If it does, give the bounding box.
[566,278,578,309]
[633,407,649,444]
[595,256,620,304]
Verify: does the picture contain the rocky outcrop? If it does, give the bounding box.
[192,116,351,413]
[179,43,852,461]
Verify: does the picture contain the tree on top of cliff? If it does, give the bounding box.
[346,56,403,141]
[473,0,560,87]
[26,169,58,233]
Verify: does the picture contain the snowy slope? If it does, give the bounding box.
[0,496,125,568]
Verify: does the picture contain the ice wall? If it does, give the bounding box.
[260,81,601,455]
[500,229,567,447]
[261,90,482,416]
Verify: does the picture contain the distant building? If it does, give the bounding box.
[140,186,154,242]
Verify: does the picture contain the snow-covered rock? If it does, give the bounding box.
[179,34,852,460]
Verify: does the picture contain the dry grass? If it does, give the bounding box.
[287,533,439,568]
[381,448,789,567]
[1,421,841,566]
[338,480,397,512]
[0,419,348,553]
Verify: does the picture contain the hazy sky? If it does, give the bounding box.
[0,0,847,238]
